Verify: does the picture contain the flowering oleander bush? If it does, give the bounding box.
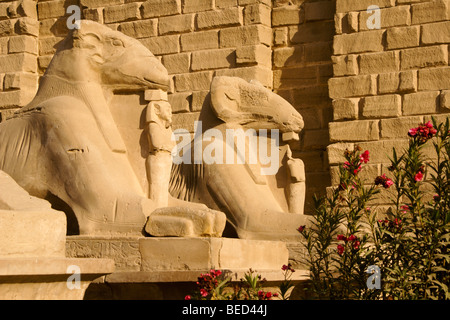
[299,119,450,300]
[185,268,280,300]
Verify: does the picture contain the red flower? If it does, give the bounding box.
[433,194,440,202]
[375,174,394,188]
[200,289,208,297]
[347,234,357,242]
[353,241,361,250]
[185,295,192,300]
[400,205,409,214]
[408,127,418,137]
[414,171,423,182]
[360,150,370,163]
[297,225,305,233]
[337,244,345,255]
[337,234,347,241]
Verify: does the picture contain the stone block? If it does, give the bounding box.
[403,91,440,115]
[305,1,335,21]
[292,85,330,108]
[359,51,400,75]
[104,3,141,24]
[244,3,271,26]
[305,41,332,64]
[0,53,37,73]
[272,6,303,26]
[381,116,424,138]
[216,0,237,8]
[359,5,410,31]
[159,14,194,35]
[141,0,181,18]
[378,70,417,94]
[140,35,179,55]
[0,19,14,37]
[336,0,395,13]
[386,26,420,50]
[80,0,123,8]
[332,54,358,76]
[168,92,192,113]
[411,0,450,25]
[191,90,210,112]
[180,30,218,51]
[358,139,409,163]
[16,0,38,20]
[0,257,115,300]
[191,48,236,71]
[236,44,271,67]
[440,90,450,111]
[8,35,37,55]
[219,25,272,48]
[273,46,303,68]
[182,0,214,13]
[0,90,35,108]
[3,72,38,90]
[273,27,288,46]
[214,65,273,88]
[333,30,385,55]
[15,17,39,37]
[162,53,190,74]
[328,74,377,99]
[401,45,448,70]
[290,21,334,44]
[418,67,450,91]
[83,8,103,23]
[144,89,168,101]
[37,0,69,20]
[174,71,213,92]
[327,143,354,165]
[422,21,450,45]
[172,112,200,132]
[139,238,289,271]
[332,98,359,121]
[329,120,379,142]
[39,37,64,56]
[362,94,401,118]
[273,66,317,89]
[118,19,158,39]
[197,7,243,30]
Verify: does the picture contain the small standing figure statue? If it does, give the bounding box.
[145,90,175,208]
[285,145,305,215]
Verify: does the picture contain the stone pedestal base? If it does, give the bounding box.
[0,258,115,300]
[66,236,310,300]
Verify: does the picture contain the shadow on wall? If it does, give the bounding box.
[273,0,336,214]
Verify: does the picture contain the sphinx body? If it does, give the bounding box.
[0,20,312,240]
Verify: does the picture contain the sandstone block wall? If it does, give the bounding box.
[0,0,39,119]
[328,0,450,208]
[271,0,335,210]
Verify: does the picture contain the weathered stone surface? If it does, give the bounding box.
[244,3,271,26]
[272,6,303,26]
[378,71,417,94]
[174,71,213,91]
[359,51,400,75]
[411,0,450,25]
[418,67,450,91]
[336,0,395,13]
[332,98,359,121]
[141,0,181,18]
[362,94,401,118]
[329,120,379,142]
[441,90,450,111]
[359,5,411,31]
[182,0,214,13]
[219,25,272,48]
[386,26,420,50]
[400,45,448,70]
[159,14,194,35]
[139,238,289,271]
[328,75,377,99]
[140,35,179,55]
[236,44,271,67]
[381,116,424,138]
[422,21,450,45]
[0,257,115,300]
[162,52,190,74]
[104,3,141,24]
[197,7,243,30]
[191,48,236,71]
[403,91,440,115]
[118,19,158,39]
[333,30,385,55]
[332,54,358,76]
[180,30,219,51]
